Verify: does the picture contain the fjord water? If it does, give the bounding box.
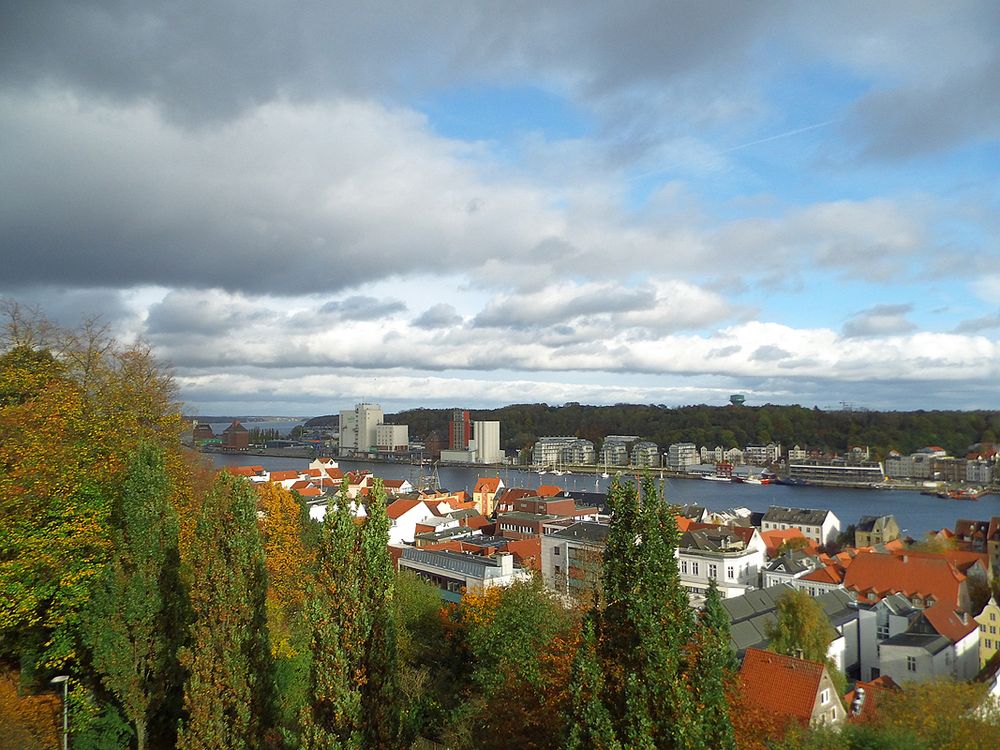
[208,453,999,537]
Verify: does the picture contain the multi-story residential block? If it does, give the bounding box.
[976,595,1000,669]
[666,442,698,471]
[630,440,659,467]
[724,447,745,465]
[932,457,967,483]
[967,458,994,484]
[532,436,596,466]
[877,606,979,684]
[744,443,782,466]
[761,506,841,547]
[788,444,808,461]
[855,515,901,548]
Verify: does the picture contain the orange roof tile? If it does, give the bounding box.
[759,528,814,557]
[475,477,502,493]
[843,551,965,607]
[922,603,977,642]
[800,564,844,585]
[224,466,257,477]
[505,537,541,570]
[297,487,322,497]
[268,470,299,482]
[740,648,826,725]
[536,485,563,497]
[386,498,424,520]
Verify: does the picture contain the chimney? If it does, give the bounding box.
[851,687,866,717]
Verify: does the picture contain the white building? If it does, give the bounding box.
[630,441,660,467]
[761,506,841,547]
[788,445,808,461]
[532,436,596,466]
[676,525,767,604]
[339,402,384,453]
[386,498,449,545]
[541,521,610,597]
[376,423,409,452]
[667,442,698,471]
[967,458,994,484]
[744,443,782,466]
[470,420,503,463]
[877,606,980,684]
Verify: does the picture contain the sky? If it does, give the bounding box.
[2,1,999,416]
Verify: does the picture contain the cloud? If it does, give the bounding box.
[842,304,917,338]
[412,303,462,329]
[953,313,1000,334]
[319,296,407,321]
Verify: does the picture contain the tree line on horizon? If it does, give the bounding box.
[388,402,1000,459]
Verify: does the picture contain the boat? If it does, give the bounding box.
[701,474,733,482]
[945,487,982,501]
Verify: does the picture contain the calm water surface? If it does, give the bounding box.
[208,453,999,537]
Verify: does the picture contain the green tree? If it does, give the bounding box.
[690,579,736,750]
[300,484,365,749]
[177,473,273,750]
[81,444,186,750]
[564,617,620,750]
[359,479,402,749]
[766,589,835,664]
[574,475,704,749]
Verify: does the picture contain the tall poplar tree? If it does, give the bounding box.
[567,475,703,749]
[565,617,621,750]
[300,483,365,749]
[300,478,402,749]
[359,479,402,749]
[177,472,272,750]
[82,444,186,750]
[690,579,736,750]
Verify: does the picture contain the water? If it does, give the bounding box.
[207,453,1000,536]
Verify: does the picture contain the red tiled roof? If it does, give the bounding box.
[800,564,844,585]
[760,528,814,557]
[844,676,899,723]
[843,551,965,606]
[537,485,563,497]
[475,477,501,493]
[739,648,826,724]
[224,466,257,477]
[505,537,542,571]
[268,470,299,482]
[890,548,988,575]
[290,479,314,490]
[386,498,425,520]
[922,603,977,643]
[297,487,322,497]
[383,479,406,488]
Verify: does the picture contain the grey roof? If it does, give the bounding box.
[764,552,817,575]
[413,526,478,543]
[723,583,856,655]
[497,510,559,522]
[763,506,833,526]
[549,521,610,544]
[857,515,896,532]
[680,528,747,552]
[881,632,952,655]
[399,548,515,579]
[880,593,918,616]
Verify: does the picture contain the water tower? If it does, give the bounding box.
[729,394,746,406]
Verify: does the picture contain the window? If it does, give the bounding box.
[681,560,688,574]
[553,547,560,556]
[727,566,735,580]
[982,624,988,632]
[554,565,561,575]
[992,626,997,635]
[691,562,699,576]
[820,688,830,705]
[987,639,993,649]
[708,564,718,579]
[831,707,837,721]
[907,656,917,672]
[991,612,996,621]
[877,625,889,639]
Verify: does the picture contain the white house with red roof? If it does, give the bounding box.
[877,603,979,684]
[386,498,450,545]
[676,522,767,603]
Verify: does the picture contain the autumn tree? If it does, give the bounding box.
[565,617,620,750]
[177,472,273,750]
[766,588,836,663]
[82,444,187,750]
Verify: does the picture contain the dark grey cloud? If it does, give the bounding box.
[0,2,783,126]
[0,285,133,331]
[319,296,406,321]
[842,303,916,338]
[412,303,462,329]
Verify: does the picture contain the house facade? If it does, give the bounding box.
[761,506,841,547]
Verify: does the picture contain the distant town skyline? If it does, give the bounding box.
[2,2,999,414]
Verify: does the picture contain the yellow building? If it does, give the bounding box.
[976,595,1000,669]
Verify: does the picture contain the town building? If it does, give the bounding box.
[676,523,766,603]
[600,436,639,466]
[448,409,471,450]
[630,441,660,467]
[761,506,841,547]
[739,648,846,730]
[744,443,782,466]
[375,423,409,452]
[666,442,698,471]
[397,549,529,602]
[787,459,885,486]
[339,402,384,454]
[977,595,1000,669]
[877,605,979,684]
[532,436,596,466]
[222,420,249,450]
[469,420,503,463]
[855,515,901,548]
[541,521,610,597]
[472,477,503,517]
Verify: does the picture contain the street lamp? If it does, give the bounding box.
[50,675,69,750]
